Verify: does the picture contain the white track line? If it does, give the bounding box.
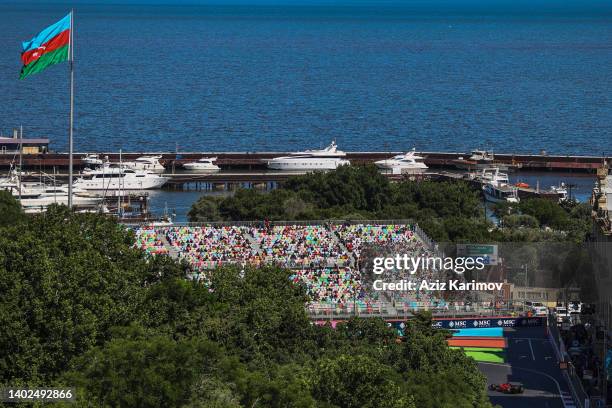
[560,391,577,408]
[528,338,536,361]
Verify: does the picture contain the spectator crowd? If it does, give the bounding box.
[132,223,449,308]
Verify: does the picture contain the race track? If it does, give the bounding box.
[478,327,576,408]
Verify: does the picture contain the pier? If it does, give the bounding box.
[431,171,563,200]
[1,150,609,172]
[7,150,606,199]
[20,169,564,199]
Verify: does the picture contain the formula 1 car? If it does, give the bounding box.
[489,383,524,394]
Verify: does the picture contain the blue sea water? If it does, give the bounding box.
[0,3,611,155]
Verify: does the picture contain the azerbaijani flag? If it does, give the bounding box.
[20,13,72,80]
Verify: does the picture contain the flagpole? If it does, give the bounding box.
[68,9,74,208]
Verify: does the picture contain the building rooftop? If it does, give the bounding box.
[0,136,49,145]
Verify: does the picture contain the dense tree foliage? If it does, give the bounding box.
[1,206,494,407]
[189,165,589,243]
[494,199,591,243]
[189,165,492,242]
[0,190,25,227]
[0,206,152,382]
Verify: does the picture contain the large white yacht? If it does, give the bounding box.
[74,166,168,190]
[121,155,166,173]
[374,149,428,175]
[266,141,350,171]
[182,157,220,172]
[1,171,103,212]
[19,185,103,213]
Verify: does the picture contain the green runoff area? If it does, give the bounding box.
[450,346,506,363]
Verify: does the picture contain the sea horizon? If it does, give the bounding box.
[1,2,610,154]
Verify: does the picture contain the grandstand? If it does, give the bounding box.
[133,226,169,256]
[130,221,505,317]
[164,225,261,269]
[251,225,349,267]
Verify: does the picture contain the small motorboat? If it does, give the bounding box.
[182,157,221,172]
[82,154,105,166]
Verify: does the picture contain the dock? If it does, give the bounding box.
[7,149,606,199]
[2,150,609,172]
[431,171,561,200]
[20,169,561,199]
[21,170,413,192]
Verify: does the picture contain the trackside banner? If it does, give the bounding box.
[429,316,545,329]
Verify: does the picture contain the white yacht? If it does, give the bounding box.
[454,149,511,171]
[121,156,166,174]
[478,167,519,203]
[0,169,19,192]
[74,167,168,190]
[483,183,519,203]
[469,150,495,163]
[480,167,519,203]
[0,174,103,212]
[83,156,165,175]
[82,154,105,166]
[374,149,428,175]
[182,157,220,172]
[477,167,510,185]
[19,185,103,213]
[266,141,350,171]
[549,183,569,203]
[0,170,42,198]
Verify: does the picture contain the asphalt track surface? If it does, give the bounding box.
[478,326,576,408]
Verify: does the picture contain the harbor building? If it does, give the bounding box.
[0,128,49,154]
[591,165,612,327]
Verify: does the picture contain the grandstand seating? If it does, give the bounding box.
[131,222,452,309]
[332,224,418,256]
[133,226,169,255]
[290,267,365,304]
[163,226,261,270]
[251,225,348,267]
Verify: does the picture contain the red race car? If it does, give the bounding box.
[489,383,524,394]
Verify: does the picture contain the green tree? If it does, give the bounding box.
[519,198,569,229]
[502,214,539,229]
[187,196,222,222]
[311,354,415,408]
[285,165,392,212]
[2,202,498,407]
[0,206,150,382]
[0,190,25,227]
[204,265,315,363]
[64,330,224,408]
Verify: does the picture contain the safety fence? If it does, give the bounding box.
[124,219,418,227]
[307,302,521,319]
[548,314,589,408]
